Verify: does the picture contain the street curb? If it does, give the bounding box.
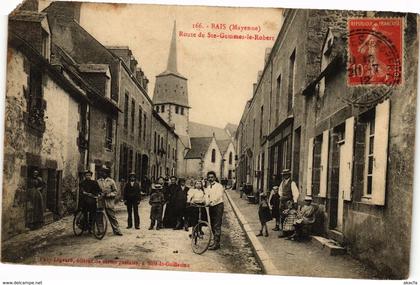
[224,190,281,275]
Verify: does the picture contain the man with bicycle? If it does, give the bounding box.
[97,165,123,236]
[79,170,102,231]
[204,171,225,250]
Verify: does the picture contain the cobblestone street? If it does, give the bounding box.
[3,196,261,274]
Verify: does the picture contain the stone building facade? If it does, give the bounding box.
[3,8,91,240]
[2,0,176,239]
[150,111,178,180]
[44,2,153,189]
[235,9,418,278]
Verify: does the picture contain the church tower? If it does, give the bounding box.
[153,21,190,141]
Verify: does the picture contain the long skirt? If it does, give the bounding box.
[26,188,44,229]
[162,203,177,228]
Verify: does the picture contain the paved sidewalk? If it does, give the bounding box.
[226,189,380,279]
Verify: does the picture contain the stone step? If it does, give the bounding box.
[311,235,346,256]
[43,211,55,225]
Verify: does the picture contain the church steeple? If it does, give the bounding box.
[166,21,177,73]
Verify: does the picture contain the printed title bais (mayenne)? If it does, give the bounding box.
[179,22,273,40]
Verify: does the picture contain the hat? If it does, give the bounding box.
[272,186,279,190]
[128,172,136,177]
[101,165,109,171]
[83,169,93,175]
[304,196,313,201]
[153,184,163,190]
[282,169,291,175]
[259,192,267,197]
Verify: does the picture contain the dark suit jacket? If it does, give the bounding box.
[123,182,141,202]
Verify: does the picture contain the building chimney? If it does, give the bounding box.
[44,1,82,23]
[19,0,39,12]
[130,56,138,74]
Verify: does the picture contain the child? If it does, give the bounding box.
[257,192,272,237]
[149,184,165,230]
[268,186,280,231]
[282,200,298,239]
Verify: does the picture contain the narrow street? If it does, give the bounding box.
[12,196,262,274]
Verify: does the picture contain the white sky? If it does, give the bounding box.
[40,1,283,128]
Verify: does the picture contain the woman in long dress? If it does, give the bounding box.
[26,170,45,230]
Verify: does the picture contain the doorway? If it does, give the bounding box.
[329,125,345,232]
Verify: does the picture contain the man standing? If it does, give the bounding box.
[178,178,189,231]
[123,172,141,229]
[163,176,178,228]
[204,171,224,250]
[79,170,102,230]
[97,165,123,236]
[278,169,299,237]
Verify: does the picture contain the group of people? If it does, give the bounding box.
[256,169,317,241]
[147,171,225,250]
[79,169,225,250]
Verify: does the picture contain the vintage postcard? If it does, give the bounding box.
[1,0,418,281]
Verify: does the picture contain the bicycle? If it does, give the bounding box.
[73,193,108,240]
[188,203,213,254]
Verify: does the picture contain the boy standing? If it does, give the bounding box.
[149,184,165,230]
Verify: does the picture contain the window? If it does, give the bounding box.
[155,106,159,113]
[138,107,143,140]
[119,144,129,181]
[288,49,296,113]
[175,106,179,114]
[124,93,129,129]
[78,103,88,150]
[128,148,133,173]
[181,107,184,115]
[154,132,157,153]
[161,105,165,113]
[160,136,164,156]
[143,114,147,141]
[311,135,323,196]
[41,29,50,61]
[275,75,281,125]
[229,152,233,165]
[211,149,216,163]
[105,117,113,150]
[131,99,135,133]
[363,116,375,197]
[252,119,256,147]
[27,65,46,134]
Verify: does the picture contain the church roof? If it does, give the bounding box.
[189,121,231,140]
[216,139,232,155]
[185,137,213,159]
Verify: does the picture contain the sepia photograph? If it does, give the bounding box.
[0,0,419,283]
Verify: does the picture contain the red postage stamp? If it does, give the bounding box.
[347,18,403,86]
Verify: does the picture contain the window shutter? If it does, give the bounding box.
[372,99,390,206]
[306,137,314,196]
[343,117,355,201]
[319,130,329,197]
